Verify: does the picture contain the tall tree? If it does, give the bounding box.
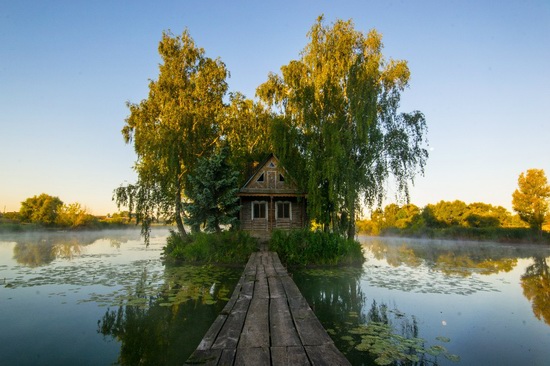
[115,30,229,242]
[512,169,550,231]
[257,16,428,238]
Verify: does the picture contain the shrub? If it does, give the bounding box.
[269,229,364,267]
[163,230,257,264]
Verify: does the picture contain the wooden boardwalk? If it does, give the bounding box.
[185,251,351,366]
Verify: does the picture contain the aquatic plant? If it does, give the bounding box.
[350,301,460,365]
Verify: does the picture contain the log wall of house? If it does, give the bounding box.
[240,197,305,233]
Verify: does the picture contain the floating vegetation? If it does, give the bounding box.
[353,321,459,365]
[364,262,498,295]
[2,240,240,309]
[301,263,497,295]
[342,301,461,365]
[79,264,239,309]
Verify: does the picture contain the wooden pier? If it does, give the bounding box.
[185,251,351,365]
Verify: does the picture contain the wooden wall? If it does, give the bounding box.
[240,197,306,235]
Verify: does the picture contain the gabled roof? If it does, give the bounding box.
[238,154,304,197]
[240,153,275,189]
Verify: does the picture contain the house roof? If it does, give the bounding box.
[238,154,305,197]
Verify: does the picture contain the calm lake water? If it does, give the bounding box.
[0,229,242,365]
[293,236,550,366]
[1,231,549,365]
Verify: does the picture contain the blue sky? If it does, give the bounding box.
[1,0,549,216]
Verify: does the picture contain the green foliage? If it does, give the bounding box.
[20,193,64,226]
[512,169,550,231]
[223,92,273,185]
[115,29,229,243]
[163,230,257,264]
[258,16,428,238]
[56,202,98,228]
[269,229,364,267]
[183,146,240,233]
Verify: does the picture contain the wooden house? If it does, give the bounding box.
[238,154,307,239]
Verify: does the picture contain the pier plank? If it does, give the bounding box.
[270,297,301,347]
[305,344,352,366]
[239,297,269,348]
[271,346,310,365]
[211,294,251,349]
[235,347,270,365]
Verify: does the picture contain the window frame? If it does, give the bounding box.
[251,201,267,220]
[276,201,292,220]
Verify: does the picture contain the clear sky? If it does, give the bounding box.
[1,0,549,216]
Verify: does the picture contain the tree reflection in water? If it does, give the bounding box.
[8,231,142,267]
[293,268,459,365]
[364,238,550,326]
[97,264,239,366]
[521,256,550,326]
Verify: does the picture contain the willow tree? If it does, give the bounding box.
[115,30,228,242]
[257,16,428,239]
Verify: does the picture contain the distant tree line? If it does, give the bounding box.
[0,193,133,231]
[358,199,549,242]
[358,201,526,234]
[358,169,550,242]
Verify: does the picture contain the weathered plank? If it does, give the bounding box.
[218,349,236,366]
[196,314,228,350]
[238,297,269,348]
[270,297,301,347]
[235,347,270,365]
[267,275,286,298]
[279,272,305,299]
[305,344,352,366]
[184,349,222,365]
[254,265,269,299]
[212,294,251,349]
[271,346,310,365]
[291,302,334,346]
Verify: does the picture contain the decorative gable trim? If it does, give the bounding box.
[239,154,303,196]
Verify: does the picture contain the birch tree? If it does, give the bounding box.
[257,16,428,238]
[115,30,228,242]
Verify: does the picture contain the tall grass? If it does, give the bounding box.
[163,230,257,264]
[269,229,364,267]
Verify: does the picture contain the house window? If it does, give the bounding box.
[252,201,267,219]
[279,174,285,182]
[276,201,291,219]
[257,173,265,182]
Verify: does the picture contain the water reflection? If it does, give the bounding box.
[294,268,458,365]
[2,230,144,267]
[97,264,237,365]
[521,255,550,326]
[364,237,520,277]
[295,238,550,365]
